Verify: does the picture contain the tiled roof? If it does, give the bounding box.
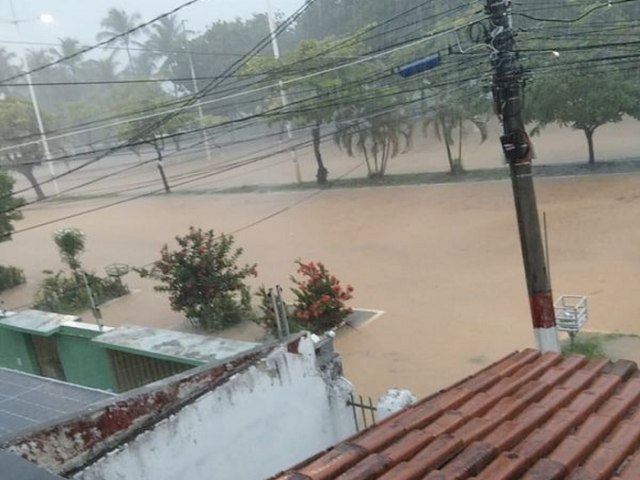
[271,349,640,480]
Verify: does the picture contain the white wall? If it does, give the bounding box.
[75,336,355,480]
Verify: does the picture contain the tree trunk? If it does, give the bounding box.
[311,122,328,185]
[584,128,596,165]
[457,115,464,171]
[18,166,46,200]
[442,118,456,173]
[154,143,171,194]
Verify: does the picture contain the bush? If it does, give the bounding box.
[0,265,26,292]
[138,227,257,331]
[34,271,129,314]
[290,260,353,334]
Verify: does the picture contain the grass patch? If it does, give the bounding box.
[561,335,606,358]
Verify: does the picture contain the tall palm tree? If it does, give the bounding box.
[140,15,187,76]
[96,8,142,72]
[0,48,17,96]
[50,37,84,81]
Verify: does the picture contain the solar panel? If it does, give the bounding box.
[0,368,114,439]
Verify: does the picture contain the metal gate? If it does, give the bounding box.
[348,393,377,432]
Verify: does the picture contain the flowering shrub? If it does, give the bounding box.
[139,227,257,331]
[290,260,353,333]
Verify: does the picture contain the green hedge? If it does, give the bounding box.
[0,265,26,292]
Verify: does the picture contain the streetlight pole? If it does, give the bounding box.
[484,0,559,351]
[24,57,59,194]
[4,8,59,195]
[266,0,302,184]
[181,21,212,162]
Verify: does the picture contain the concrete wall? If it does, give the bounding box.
[0,329,39,374]
[56,327,116,392]
[75,336,356,480]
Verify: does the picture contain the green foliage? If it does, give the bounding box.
[0,97,47,200]
[34,271,129,315]
[0,265,26,292]
[113,84,194,154]
[0,171,24,242]
[290,260,354,333]
[246,33,375,184]
[255,285,279,336]
[53,227,86,271]
[34,227,129,314]
[526,70,635,164]
[422,89,490,174]
[561,335,606,358]
[138,227,257,331]
[335,108,413,178]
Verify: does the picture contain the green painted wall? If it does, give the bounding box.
[0,327,39,374]
[56,329,117,392]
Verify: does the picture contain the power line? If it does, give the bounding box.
[0,0,208,84]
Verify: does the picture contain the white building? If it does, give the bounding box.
[1,333,357,480]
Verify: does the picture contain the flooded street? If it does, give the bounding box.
[4,162,640,398]
[2,119,640,398]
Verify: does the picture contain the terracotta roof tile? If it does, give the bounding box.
[272,352,640,480]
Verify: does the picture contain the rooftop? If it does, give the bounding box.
[0,368,114,439]
[92,324,260,365]
[272,348,640,480]
[0,310,81,336]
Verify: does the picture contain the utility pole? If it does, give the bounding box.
[484,0,559,351]
[266,0,302,184]
[181,21,212,162]
[24,63,58,195]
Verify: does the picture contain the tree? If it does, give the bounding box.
[422,90,489,174]
[113,84,194,192]
[0,97,48,200]
[526,70,634,164]
[0,48,17,97]
[0,171,24,242]
[50,38,84,80]
[0,172,25,292]
[334,107,413,178]
[140,15,186,77]
[138,227,257,331]
[97,8,142,72]
[247,35,373,184]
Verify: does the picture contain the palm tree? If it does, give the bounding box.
[50,37,84,80]
[422,96,489,174]
[82,57,120,82]
[96,8,142,72]
[334,108,413,179]
[140,15,187,76]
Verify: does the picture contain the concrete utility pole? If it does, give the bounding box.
[181,21,212,162]
[484,0,559,351]
[266,0,302,184]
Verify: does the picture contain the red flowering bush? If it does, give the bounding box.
[138,227,257,331]
[290,260,353,333]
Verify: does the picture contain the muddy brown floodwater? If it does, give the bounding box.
[3,121,640,399]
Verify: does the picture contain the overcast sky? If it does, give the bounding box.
[0,0,304,53]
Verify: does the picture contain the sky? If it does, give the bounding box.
[0,0,305,53]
